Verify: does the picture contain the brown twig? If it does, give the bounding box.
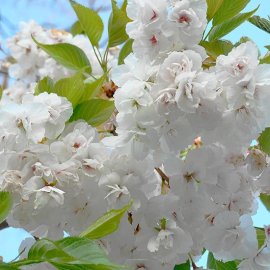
[0,220,9,230]
[155,167,170,183]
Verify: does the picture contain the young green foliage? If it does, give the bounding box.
[208,6,259,41]
[108,0,130,47]
[32,36,91,72]
[0,191,12,224]
[207,252,237,270]
[8,237,125,270]
[200,40,233,59]
[249,15,270,34]
[260,194,270,212]
[256,227,266,249]
[70,99,115,127]
[174,260,190,270]
[80,201,132,239]
[118,39,133,65]
[212,0,250,26]
[258,127,270,155]
[206,0,224,21]
[69,0,104,47]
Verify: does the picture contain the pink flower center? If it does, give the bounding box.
[150,35,158,45]
[73,142,81,148]
[150,10,157,21]
[237,63,244,70]
[178,15,191,24]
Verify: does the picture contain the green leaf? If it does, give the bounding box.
[32,36,91,72]
[70,0,104,46]
[174,260,190,270]
[118,39,133,65]
[80,201,132,239]
[27,236,124,270]
[260,54,270,64]
[206,0,224,21]
[70,99,115,127]
[0,264,19,270]
[207,252,237,270]
[81,74,107,101]
[209,6,259,41]
[51,262,123,270]
[248,15,270,34]
[256,227,266,249]
[260,194,270,212]
[0,85,3,100]
[35,77,54,95]
[53,72,85,107]
[234,36,253,47]
[0,191,12,223]
[121,0,128,11]
[70,21,84,36]
[212,0,250,26]
[200,40,233,59]
[265,45,270,50]
[108,0,130,47]
[258,127,270,155]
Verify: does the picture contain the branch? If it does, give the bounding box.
[0,220,9,230]
[155,167,170,183]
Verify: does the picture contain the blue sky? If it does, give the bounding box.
[0,0,270,266]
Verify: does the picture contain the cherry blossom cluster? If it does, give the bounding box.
[1,0,270,269]
[7,20,102,82]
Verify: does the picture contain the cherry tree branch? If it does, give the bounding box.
[0,220,9,230]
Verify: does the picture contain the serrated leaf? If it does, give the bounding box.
[209,7,259,41]
[200,40,233,59]
[53,72,85,107]
[108,0,130,47]
[32,36,91,72]
[174,260,190,270]
[249,16,270,34]
[70,21,84,36]
[70,99,115,127]
[118,39,133,65]
[258,127,270,155]
[213,0,250,26]
[70,0,104,46]
[0,191,12,223]
[256,227,266,249]
[260,194,270,212]
[206,0,224,21]
[35,77,54,95]
[80,201,132,239]
[207,252,237,270]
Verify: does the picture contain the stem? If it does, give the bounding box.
[11,259,43,267]
[91,44,103,68]
[101,46,109,80]
[10,247,26,262]
[203,25,214,41]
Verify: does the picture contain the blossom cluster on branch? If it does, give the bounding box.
[1,0,270,270]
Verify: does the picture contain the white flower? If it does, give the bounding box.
[216,42,259,86]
